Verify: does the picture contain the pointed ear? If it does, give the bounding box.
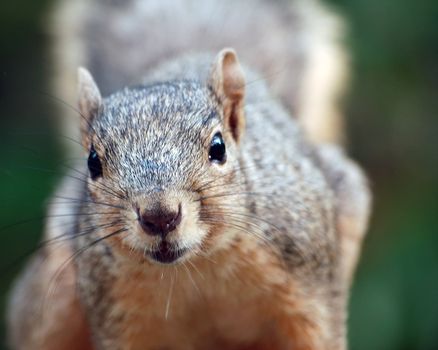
[209,48,246,143]
[77,67,101,148]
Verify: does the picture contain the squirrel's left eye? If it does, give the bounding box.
[208,132,226,164]
[88,145,103,180]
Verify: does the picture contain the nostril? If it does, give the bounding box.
[139,204,182,237]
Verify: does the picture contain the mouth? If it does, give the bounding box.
[148,241,188,264]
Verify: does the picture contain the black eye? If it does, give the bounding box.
[208,132,226,164]
[88,145,103,180]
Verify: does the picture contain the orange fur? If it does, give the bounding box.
[7,242,93,350]
[81,235,336,349]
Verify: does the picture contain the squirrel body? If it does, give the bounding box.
[7,1,371,349]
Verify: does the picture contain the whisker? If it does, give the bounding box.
[187,260,205,280]
[0,210,120,235]
[182,261,201,296]
[197,190,279,202]
[50,195,127,210]
[17,164,126,202]
[193,159,292,194]
[0,220,124,276]
[59,163,127,201]
[38,91,106,148]
[165,270,175,320]
[42,219,124,248]
[7,130,83,149]
[40,226,128,320]
[201,206,284,234]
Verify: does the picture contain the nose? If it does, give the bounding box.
[139,204,182,238]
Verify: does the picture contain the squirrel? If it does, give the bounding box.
[7,0,371,349]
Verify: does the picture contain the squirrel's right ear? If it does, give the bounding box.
[77,67,101,147]
[209,49,246,143]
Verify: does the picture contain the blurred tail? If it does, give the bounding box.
[296,1,349,145]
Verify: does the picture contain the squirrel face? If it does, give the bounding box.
[77,49,247,265]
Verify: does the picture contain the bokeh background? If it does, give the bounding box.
[0,0,437,349]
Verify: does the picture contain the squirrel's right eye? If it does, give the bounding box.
[208,132,226,164]
[88,145,103,180]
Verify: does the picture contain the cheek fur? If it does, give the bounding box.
[194,159,248,254]
[198,194,245,255]
[173,200,206,249]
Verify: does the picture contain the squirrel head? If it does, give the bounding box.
[77,49,248,265]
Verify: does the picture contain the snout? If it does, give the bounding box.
[131,191,205,264]
[136,200,187,264]
[138,203,182,239]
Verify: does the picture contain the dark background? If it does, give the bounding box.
[1,0,437,349]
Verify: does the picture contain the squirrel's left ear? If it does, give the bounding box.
[209,48,246,143]
[77,67,102,148]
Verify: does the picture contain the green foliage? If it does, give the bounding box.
[327,0,438,348]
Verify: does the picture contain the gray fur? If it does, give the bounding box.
[60,0,344,117]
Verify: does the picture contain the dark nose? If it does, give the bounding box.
[139,205,181,238]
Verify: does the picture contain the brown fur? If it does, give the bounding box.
[7,243,93,350]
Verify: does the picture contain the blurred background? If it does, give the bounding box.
[0,0,437,349]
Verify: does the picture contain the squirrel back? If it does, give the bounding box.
[52,0,348,144]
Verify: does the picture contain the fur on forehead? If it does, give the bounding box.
[89,80,222,191]
[95,80,219,134]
